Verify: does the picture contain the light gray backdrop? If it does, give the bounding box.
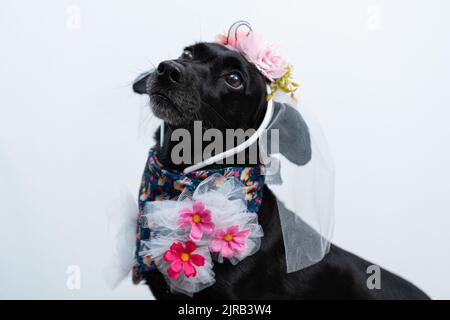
[1,0,449,299]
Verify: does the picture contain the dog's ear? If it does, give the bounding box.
[132,71,151,94]
[266,101,312,165]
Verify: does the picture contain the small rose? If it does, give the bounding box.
[256,44,287,80]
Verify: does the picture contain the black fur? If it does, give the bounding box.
[133,42,429,300]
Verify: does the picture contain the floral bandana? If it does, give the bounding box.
[133,148,265,295]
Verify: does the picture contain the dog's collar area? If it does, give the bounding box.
[156,93,274,175]
[132,100,335,294]
[183,98,273,174]
[133,148,265,293]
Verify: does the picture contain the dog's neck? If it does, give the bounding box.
[154,122,263,173]
[154,124,181,170]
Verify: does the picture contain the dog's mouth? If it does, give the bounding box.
[149,91,174,106]
[149,90,185,125]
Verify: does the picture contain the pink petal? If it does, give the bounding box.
[185,241,196,253]
[183,262,196,277]
[201,215,212,223]
[220,243,234,258]
[229,240,246,253]
[170,242,184,253]
[227,225,239,235]
[215,34,228,45]
[201,209,212,219]
[210,239,224,252]
[167,267,181,279]
[163,250,177,262]
[268,67,287,79]
[189,223,203,242]
[234,229,251,240]
[238,33,263,60]
[190,254,205,266]
[178,220,191,228]
[200,221,215,234]
[202,216,212,223]
[170,260,183,273]
[179,207,193,215]
[232,236,247,244]
[179,212,193,219]
[192,201,204,213]
[226,26,251,47]
[214,229,226,238]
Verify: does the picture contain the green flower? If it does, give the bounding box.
[267,65,299,101]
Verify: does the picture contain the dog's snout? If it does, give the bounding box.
[157,60,184,84]
[133,71,150,94]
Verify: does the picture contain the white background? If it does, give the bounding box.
[1,0,449,299]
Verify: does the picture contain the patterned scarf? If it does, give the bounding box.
[133,148,265,278]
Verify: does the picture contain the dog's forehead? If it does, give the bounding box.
[189,42,247,63]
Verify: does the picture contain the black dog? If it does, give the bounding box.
[133,42,429,299]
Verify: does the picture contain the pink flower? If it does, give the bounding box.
[210,226,251,258]
[215,25,250,48]
[178,200,215,242]
[163,241,205,279]
[215,25,287,81]
[254,44,287,80]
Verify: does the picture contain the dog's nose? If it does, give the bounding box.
[157,60,184,84]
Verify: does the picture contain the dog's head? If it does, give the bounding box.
[133,42,268,131]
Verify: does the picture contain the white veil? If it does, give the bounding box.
[260,100,335,272]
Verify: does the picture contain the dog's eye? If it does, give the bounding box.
[181,49,193,60]
[224,73,243,89]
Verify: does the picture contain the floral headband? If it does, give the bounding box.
[215,21,298,100]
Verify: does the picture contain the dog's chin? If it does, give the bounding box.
[149,93,189,126]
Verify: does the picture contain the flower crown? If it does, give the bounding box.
[215,21,298,100]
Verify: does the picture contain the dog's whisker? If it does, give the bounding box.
[137,101,159,139]
[145,59,157,69]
